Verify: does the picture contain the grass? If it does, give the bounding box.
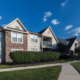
[0,59,73,69]
[72,62,80,73]
[0,66,61,80]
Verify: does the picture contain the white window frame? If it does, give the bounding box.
[30,34,38,43]
[31,48,34,51]
[11,32,23,44]
[30,48,38,52]
[11,49,23,52]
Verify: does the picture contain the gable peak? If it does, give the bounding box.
[4,18,27,32]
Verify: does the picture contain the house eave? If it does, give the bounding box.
[3,28,28,34]
[29,31,41,36]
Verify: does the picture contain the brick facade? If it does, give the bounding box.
[5,31,28,62]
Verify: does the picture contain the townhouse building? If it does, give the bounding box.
[0,18,79,63]
[0,18,58,63]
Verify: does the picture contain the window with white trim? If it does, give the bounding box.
[11,49,23,52]
[30,35,38,43]
[11,32,23,43]
[31,48,38,52]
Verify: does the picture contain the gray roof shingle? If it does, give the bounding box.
[58,36,78,50]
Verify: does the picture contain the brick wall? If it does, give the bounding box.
[5,31,28,62]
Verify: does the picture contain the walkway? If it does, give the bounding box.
[0,61,78,72]
[0,63,63,72]
[58,63,80,80]
[0,60,79,80]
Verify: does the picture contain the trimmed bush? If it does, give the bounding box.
[59,55,80,60]
[10,51,60,64]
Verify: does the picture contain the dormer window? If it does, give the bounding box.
[11,32,23,43]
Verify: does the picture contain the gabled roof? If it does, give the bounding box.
[39,26,58,43]
[4,18,27,32]
[38,27,48,34]
[58,36,78,50]
[57,38,68,45]
[29,31,41,35]
[66,36,78,50]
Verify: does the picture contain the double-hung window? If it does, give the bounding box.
[31,48,38,52]
[17,33,22,42]
[11,32,23,43]
[30,35,38,43]
[12,32,17,42]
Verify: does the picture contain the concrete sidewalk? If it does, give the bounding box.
[58,63,80,80]
[0,63,63,72]
[0,60,78,73]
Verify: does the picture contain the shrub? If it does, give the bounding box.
[59,55,80,60]
[10,51,60,64]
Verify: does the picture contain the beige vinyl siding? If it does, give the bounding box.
[43,28,57,49]
[28,34,41,52]
[70,38,79,51]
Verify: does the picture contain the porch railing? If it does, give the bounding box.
[43,41,52,48]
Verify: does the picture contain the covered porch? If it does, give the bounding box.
[43,36,52,48]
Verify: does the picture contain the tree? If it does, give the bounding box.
[57,43,68,53]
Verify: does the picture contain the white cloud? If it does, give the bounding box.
[44,12,52,17]
[69,27,80,36]
[43,11,52,22]
[51,19,60,25]
[65,24,73,30]
[61,0,68,7]
[0,16,2,20]
[43,17,47,22]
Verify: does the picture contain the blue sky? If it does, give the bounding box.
[0,0,80,39]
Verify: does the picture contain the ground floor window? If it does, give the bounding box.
[11,49,23,52]
[31,48,38,52]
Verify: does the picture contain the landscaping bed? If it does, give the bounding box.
[0,66,61,80]
[72,62,80,73]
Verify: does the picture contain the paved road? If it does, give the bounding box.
[58,63,80,80]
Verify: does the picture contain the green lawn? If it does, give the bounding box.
[0,66,61,80]
[72,62,80,73]
[0,60,73,69]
